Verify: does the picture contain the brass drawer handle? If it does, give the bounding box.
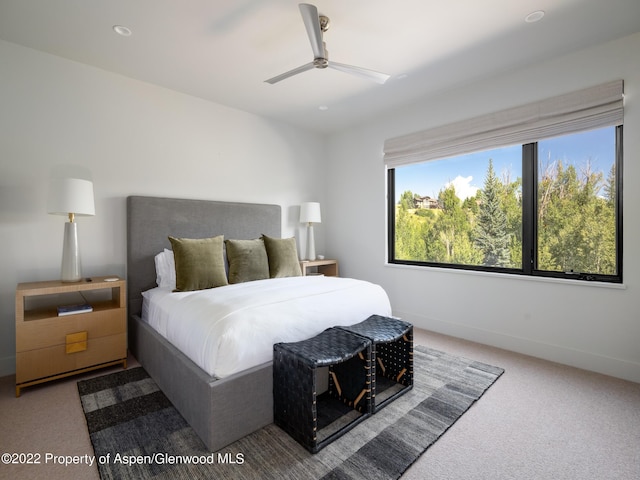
[66,331,88,354]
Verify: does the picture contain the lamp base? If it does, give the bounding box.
[61,222,82,282]
[306,224,316,261]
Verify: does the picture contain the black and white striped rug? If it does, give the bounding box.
[78,346,503,480]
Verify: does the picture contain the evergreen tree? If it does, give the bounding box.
[474,159,510,267]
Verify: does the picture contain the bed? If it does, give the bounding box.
[126,195,391,451]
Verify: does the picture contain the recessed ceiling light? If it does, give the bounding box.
[318,105,329,111]
[113,25,132,37]
[525,11,545,23]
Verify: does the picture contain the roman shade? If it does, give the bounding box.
[384,80,624,168]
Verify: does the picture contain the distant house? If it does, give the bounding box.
[415,195,440,209]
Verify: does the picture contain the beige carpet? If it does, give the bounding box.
[1,328,639,480]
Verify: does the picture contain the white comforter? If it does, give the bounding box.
[142,276,392,378]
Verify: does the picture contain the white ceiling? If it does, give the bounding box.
[1,0,639,134]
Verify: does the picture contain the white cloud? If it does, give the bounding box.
[446,175,479,200]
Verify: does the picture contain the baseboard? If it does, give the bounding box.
[0,355,15,378]
[395,309,640,384]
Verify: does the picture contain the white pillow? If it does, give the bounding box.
[154,249,168,286]
[154,248,176,289]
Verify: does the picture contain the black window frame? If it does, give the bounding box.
[387,125,623,284]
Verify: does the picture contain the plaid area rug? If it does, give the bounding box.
[78,346,503,480]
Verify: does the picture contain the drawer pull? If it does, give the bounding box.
[66,331,88,354]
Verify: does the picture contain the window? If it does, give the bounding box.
[535,128,621,280]
[391,145,523,269]
[385,82,623,283]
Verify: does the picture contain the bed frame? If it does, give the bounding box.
[126,195,281,451]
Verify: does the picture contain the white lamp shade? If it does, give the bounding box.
[299,202,321,224]
[48,178,95,216]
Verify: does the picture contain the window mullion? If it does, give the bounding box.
[522,143,536,275]
[387,168,396,263]
[615,125,623,279]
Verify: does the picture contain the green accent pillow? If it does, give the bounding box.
[168,235,228,291]
[225,238,270,284]
[262,234,302,278]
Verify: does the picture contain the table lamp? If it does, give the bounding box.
[300,202,321,261]
[47,178,95,282]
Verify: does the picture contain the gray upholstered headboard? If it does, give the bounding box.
[126,196,281,318]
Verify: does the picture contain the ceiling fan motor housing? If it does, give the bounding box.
[314,42,329,68]
[313,58,329,68]
[319,15,330,32]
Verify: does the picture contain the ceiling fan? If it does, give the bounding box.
[265,3,390,85]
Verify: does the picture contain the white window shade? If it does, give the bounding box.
[384,80,624,168]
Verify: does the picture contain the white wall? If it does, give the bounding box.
[325,32,640,383]
[0,40,327,376]
[3,33,639,384]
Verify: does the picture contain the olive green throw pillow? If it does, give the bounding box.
[168,235,228,291]
[225,238,270,284]
[262,234,302,278]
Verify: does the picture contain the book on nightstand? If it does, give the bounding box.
[57,303,93,316]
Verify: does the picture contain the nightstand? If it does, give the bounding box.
[300,259,339,277]
[15,276,127,397]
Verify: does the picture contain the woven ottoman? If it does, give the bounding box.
[337,315,413,412]
[273,327,372,453]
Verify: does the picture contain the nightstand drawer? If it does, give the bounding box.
[16,309,126,352]
[16,333,127,383]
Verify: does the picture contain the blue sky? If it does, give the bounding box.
[394,127,615,202]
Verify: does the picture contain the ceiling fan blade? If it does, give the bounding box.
[264,62,315,84]
[328,61,391,84]
[299,3,324,59]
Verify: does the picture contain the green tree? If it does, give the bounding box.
[461,194,479,214]
[474,159,510,267]
[538,161,579,271]
[500,175,523,268]
[537,159,616,275]
[428,185,481,264]
[604,163,616,208]
[399,190,415,211]
[395,191,427,260]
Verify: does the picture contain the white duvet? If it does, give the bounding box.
[142,276,392,378]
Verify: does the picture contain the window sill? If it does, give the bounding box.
[384,262,626,290]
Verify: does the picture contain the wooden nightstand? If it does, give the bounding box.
[299,259,339,277]
[15,276,127,397]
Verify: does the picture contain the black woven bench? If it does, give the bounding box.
[273,327,372,453]
[337,315,413,412]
